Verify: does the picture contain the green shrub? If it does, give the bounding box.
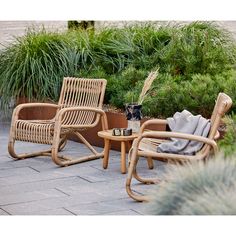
[157,22,236,76]
[147,157,236,215]
[136,71,236,118]
[219,114,236,156]
[106,66,148,107]
[0,21,235,118]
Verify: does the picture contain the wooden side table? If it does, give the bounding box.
[98,129,153,174]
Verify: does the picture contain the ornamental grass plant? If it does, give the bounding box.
[0,29,69,107]
[147,156,236,215]
[0,22,235,118]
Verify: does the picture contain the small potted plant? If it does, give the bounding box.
[125,69,159,132]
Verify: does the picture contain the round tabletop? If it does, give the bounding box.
[98,129,138,141]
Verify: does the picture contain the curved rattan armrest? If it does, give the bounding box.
[139,119,168,133]
[56,106,108,130]
[12,103,60,119]
[136,131,218,154]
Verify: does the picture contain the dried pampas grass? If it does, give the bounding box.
[138,68,159,104]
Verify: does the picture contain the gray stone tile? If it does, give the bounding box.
[0,166,38,178]
[76,166,125,182]
[0,176,87,195]
[0,208,10,215]
[0,165,92,187]
[91,162,127,175]
[132,202,154,215]
[8,157,54,168]
[91,155,166,173]
[65,197,148,215]
[0,189,67,206]
[135,161,172,178]
[26,157,103,172]
[56,178,128,199]
[100,198,150,215]
[29,208,74,216]
[5,140,106,172]
[1,197,71,215]
[13,142,50,153]
[104,209,141,215]
[0,172,61,187]
[1,192,110,215]
[65,201,128,215]
[0,122,168,215]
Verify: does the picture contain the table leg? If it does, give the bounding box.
[103,139,110,169]
[121,141,126,174]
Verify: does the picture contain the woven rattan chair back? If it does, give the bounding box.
[58,77,106,127]
[209,92,232,139]
[59,77,105,108]
[200,93,232,156]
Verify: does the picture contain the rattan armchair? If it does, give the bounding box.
[8,77,108,167]
[126,93,232,202]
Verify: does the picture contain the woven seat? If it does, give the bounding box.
[8,77,108,166]
[15,120,55,144]
[126,93,232,202]
[138,138,166,153]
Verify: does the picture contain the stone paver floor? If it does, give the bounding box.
[0,122,170,215]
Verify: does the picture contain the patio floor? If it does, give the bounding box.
[0,122,170,215]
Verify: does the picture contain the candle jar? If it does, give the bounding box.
[112,128,121,136]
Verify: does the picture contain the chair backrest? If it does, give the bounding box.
[208,93,232,140]
[58,77,107,126]
[58,77,107,108]
[200,93,232,156]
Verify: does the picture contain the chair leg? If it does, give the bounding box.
[133,164,161,184]
[51,131,103,167]
[126,146,150,202]
[58,136,67,152]
[8,137,51,160]
[147,156,154,169]
[126,141,161,202]
[74,131,101,155]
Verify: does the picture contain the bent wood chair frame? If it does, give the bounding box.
[126,93,232,202]
[8,77,108,167]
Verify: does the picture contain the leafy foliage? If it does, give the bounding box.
[0,22,235,118]
[125,71,236,118]
[219,113,236,156]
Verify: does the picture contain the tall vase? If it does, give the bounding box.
[125,104,142,133]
